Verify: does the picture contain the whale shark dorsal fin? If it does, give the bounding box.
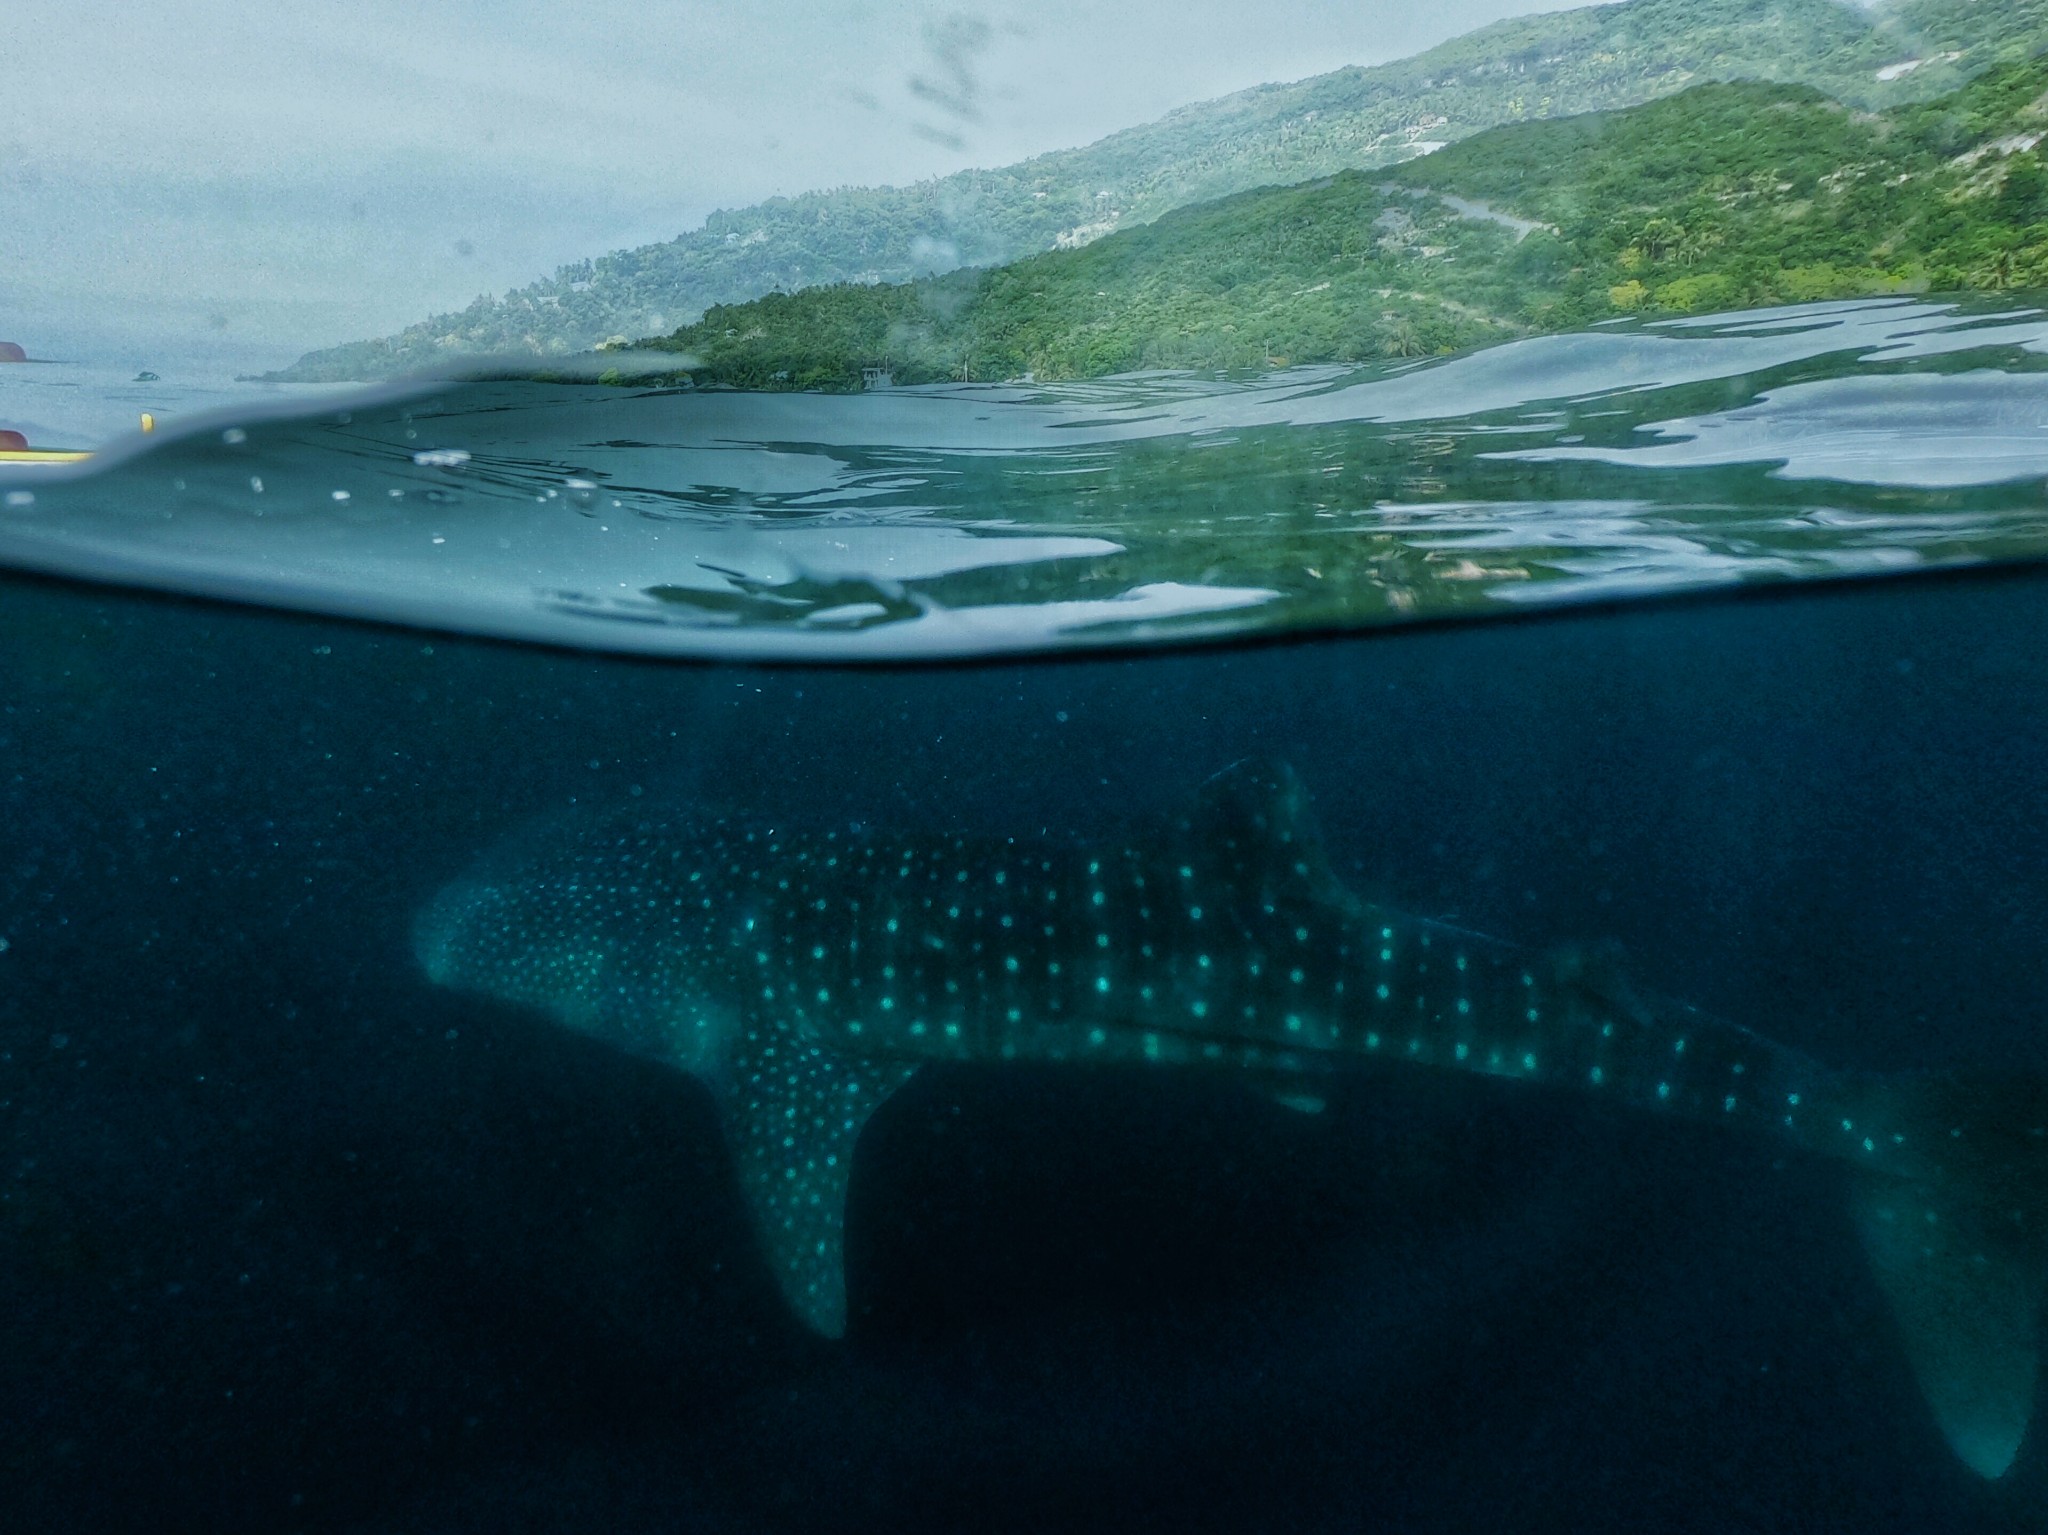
[718,1015,917,1338]
[1189,757,1312,839]
[1175,758,1341,898]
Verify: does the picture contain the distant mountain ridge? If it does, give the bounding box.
[266,0,2048,381]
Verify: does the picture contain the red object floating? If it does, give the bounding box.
[0,430,27,450]
[0,342,26,363]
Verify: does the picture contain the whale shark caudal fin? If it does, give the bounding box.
[1849,1071,2048,1479]
[716,1010,918,1337]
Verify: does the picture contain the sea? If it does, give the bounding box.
[5,296,2048,1533]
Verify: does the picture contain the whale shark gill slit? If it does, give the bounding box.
[414,759,2048,1478]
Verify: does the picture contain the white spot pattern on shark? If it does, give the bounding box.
[414,760,2048,1481]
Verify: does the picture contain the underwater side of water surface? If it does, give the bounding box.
[12,296,2048,662]
[4,557,2048,1535]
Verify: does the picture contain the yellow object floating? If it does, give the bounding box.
[0,410,154,464]
[0,409,155,462]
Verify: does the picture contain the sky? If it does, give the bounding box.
[2,0,1578,372]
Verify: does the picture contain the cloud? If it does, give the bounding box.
[7,0,1572,367]
[908,12,995,126]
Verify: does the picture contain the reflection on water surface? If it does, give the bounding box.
[5,297,2048,659]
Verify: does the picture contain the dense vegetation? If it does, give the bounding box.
[265,0,2048,381]
[599,59,2048,389]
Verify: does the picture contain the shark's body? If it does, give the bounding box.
[416,761,2048,1480]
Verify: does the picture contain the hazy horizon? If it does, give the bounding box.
[5,0,1581,375]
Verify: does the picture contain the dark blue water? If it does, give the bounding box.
[6,300,2048,1532]
[3,565,2046,1532]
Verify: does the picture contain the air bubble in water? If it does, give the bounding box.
[565,477,598,507]
[222,427,248,445]
[3,490,33,509]
[413,448,471,469]
[249,477,264,493]
[331,490,350,502]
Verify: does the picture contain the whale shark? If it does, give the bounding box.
[414,760,2048,1480]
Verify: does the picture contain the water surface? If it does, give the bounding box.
[7,296,2048,659]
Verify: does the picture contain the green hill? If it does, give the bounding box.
[597,59,2048,389]
[264,0,2048,382]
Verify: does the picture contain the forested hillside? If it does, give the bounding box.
[264,0,2048,381]
[611,59,2048,389]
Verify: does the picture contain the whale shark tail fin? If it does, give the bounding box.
[1849,1071,2048,1479]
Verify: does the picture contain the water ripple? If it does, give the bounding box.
[5,296,2048,659]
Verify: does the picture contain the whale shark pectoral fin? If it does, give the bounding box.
[1851,1170,2045,1479]
[717,1014,917,1338]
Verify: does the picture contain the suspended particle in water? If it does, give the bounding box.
[221,427,247,445]
[412,448,471,470]
[565,477,598,508]
[3,490,33,509]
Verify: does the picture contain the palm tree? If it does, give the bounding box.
[1970,247,2017,290]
